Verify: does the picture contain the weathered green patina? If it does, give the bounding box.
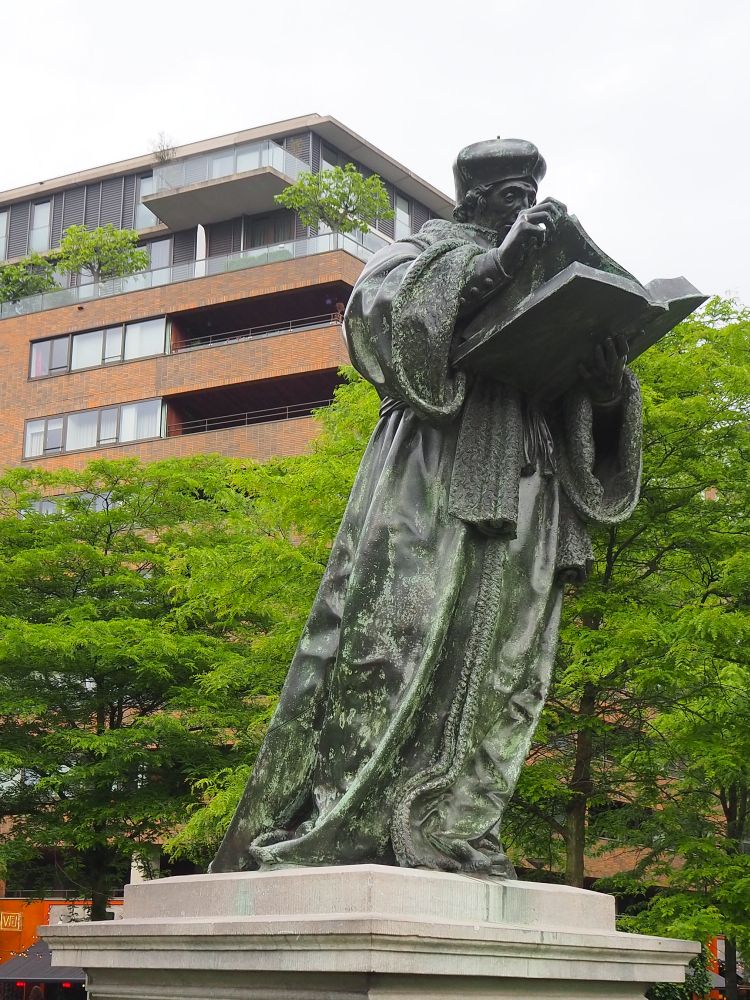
[210,139,643,876]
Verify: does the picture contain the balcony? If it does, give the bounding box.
[0,232,385,320]
[171,312,343,353]
[166,397,333,436]
[143,139,310,229]
[165,370,340,438]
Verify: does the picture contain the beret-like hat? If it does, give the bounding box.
[453,138,547,205]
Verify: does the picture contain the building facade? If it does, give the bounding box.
[0,114,453,471]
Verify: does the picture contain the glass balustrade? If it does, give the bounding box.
[0,232,388,320]
[150,139,309,193]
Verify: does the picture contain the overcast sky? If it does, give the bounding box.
[2,0,746,302]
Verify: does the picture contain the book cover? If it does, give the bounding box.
[452,217,706,403]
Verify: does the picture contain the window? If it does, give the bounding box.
[104,328,123,364]
[123,318,166,360]
[135,175,158,229]
[25,416,63,457]
[0,211,7,260]
[65,408,120,451]
[246,213,294,248]
[99,408,118,444]
[81,491,112,512]
[321,145,341,172]
[148,238,171,271]
[30,492,114,515]
[395,194,411,240]
[29,201,51,252]
[71,329,104,370]
[119,399,162,442]
[30,337,70,378]
[30,498,59,515]
[24,420,45,457]
[65,410,98,451]
[24,400,163,458]
[29,317,167,377]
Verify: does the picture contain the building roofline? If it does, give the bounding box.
[0,114,454,218]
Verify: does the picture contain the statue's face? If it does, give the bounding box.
[476,180,537,231]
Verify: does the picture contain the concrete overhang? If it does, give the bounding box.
[143,167,291,230]
[310,118,454,220]
[0,113,454,223]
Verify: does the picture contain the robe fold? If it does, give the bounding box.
[210,220,643,875]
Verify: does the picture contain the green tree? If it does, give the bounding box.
[0,253,59,304]
[503,299,750,994]
[0,456,252,919]
[274,164,393,234]
[57,224,149,282]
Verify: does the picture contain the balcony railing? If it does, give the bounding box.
[151,139,309,193]
[166,398,333,437]
[172,313,343,353]
[0,232,385,320]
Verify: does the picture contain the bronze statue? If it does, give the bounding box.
[211,139,676,876]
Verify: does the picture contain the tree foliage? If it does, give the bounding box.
[502,298,750,990]
[0,457,251,917]
[0,225,150,305]
[56,224,149,281]
[0,253,58,303]
[274,164,393,234]
[0,374,380,906]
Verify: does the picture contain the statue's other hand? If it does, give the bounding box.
[495,198,567,275]
[577,334,629,405]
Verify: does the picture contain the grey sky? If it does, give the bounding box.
[2,0,746,302]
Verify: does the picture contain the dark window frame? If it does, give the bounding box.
[146,235,173,270]
[28,316,168,380]
[23,398,164,460]
[394,192,412,239]
[0,209,8,260]
[28,200,52,252]
[24,415,65,457]
[29,336,72,378]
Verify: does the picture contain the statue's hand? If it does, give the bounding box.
[578,334,629,405]
[495,198,567,275]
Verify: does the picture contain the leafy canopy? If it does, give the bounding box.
[0,456,252,917]
[275,164,393,234]
[501,297,750,980]
[0,225,150,304]
[0,253,59,304]
[56,224,150,280]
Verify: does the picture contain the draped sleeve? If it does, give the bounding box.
[345,237,484,423]
[554,369,643,526]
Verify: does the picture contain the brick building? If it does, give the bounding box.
[0,114,453,471]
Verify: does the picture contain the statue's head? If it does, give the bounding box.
[453,138,546,231]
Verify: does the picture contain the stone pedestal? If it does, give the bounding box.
[42,864,698,999]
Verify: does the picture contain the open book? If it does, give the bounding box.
[451,216,707,404]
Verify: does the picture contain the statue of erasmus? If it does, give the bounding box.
[210,139,644,877]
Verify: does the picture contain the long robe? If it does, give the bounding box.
[210,220,643,875]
